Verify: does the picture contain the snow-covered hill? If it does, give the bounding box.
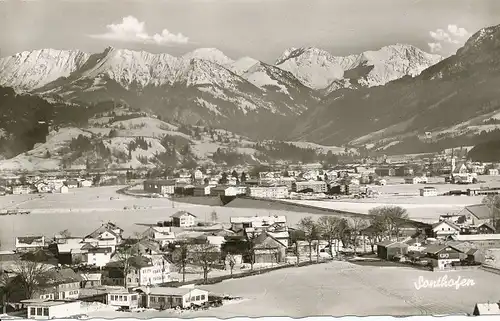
[275,44,442,93]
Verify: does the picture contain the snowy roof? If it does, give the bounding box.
[137,287,206,297]
[171,210,196,218]
[474,303,500,315]
[464,204,491,220]
[453,234,500,241]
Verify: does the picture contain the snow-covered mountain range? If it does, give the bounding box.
[0,44,441,140]
[275,44,442,93]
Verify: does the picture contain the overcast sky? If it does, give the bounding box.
[0,0,499,63]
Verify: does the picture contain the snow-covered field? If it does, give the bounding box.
[86,261,500,317]
[0,186,336,251]
[283,176,500,222]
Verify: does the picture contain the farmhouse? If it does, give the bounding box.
[432,220,460,239]
[141,226,176,246]
[456,204,492,226]
[246,185,289,199]
[423,244,462,270]
[25,300,81,320]
[136,287,209,309]
[252,231,287,264]
[488,169,499,176]
[13,185,32,195]
[376,241,409,260]
[171,211,197,228]
[143,179,175,195]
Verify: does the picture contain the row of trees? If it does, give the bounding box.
[296,205,410,261]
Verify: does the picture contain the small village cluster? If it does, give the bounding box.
[0,211,333,319]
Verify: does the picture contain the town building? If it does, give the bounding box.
[26,300,81,320]
[193,185,212,196]
[376,241,409,260]
[81,245,113,267]
[420,187,438,197]
[65,180,79,189]
[395,167,414,177]
[375,168,396,177]
[15,236,46,253]
[488,168,499,176]
[120,255,171,287]
[171,211,197,228]
[292,180,328,193]
[13,185,33,195]
[143,179,176,195]
[136,287,209,309]
[34,269,82,300]
[246,185,289,199]
[404,176,427,184]
[210,186,239,197]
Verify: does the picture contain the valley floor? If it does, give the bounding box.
[1,177,496,250]
[85,260,498,318]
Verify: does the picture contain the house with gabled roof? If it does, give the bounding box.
[171,211,197,228]
[107,254,172,288]
[252,231,287,264]
[141,226,176,247]
[432,220,461,239]
[376,240,409,260]
[423,244,463,270]
[81,244,113,267]
[84,222,123,250]
[473,302,500,315]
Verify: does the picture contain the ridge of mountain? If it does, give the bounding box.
[275,43,442,92]
[290,25,500,154]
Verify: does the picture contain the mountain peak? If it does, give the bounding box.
[182,48,233,66]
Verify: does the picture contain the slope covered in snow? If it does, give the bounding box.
[0,49,89,92]
[275,44,442,92]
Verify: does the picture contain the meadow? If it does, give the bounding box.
[86,260,500,318]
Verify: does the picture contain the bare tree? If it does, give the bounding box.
[59,229,71,238]
[317,216,340,257]
[226,253,236,276]
[245,231,258,270]
[348,217,369,255]
[10,260,51,300]
[0,269,13,314]
[366,215,387,253]
[369,205,408,240]
[297,217,319,263]
[114,242,139,288]
[482,195,500,231]
[172,243,190,283]
[210,210,218,223]
[190,243,220,284]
